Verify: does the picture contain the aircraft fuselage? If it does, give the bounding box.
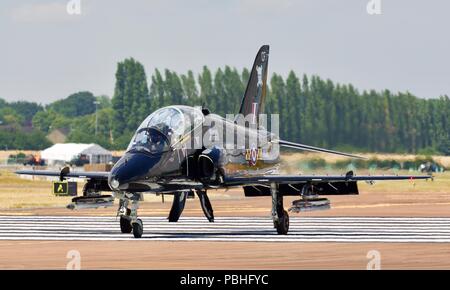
[108,106,280,193]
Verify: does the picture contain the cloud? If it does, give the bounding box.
[10,1,83,23]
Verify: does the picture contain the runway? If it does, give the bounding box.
[1,216,450,242]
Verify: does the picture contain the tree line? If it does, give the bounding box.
[0,57,448,154]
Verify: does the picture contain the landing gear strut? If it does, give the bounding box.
[271,184,289,235]
[167,190,214,222]
[117,193,144,238]
[130,198,143,238]
[196,190,214,222]
[275,210,289,235]
[168,191,189,222]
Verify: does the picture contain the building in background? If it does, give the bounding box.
[41,143,112,166]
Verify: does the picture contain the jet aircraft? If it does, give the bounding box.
[17,45,431,238]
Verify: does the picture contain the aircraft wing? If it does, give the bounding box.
[223,173,431,186]
[16,169,109,180]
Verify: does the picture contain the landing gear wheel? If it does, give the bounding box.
[275,210,289,235]
[132,219,143,238]
[120,216,132,233]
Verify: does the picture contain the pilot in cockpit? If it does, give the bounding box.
[148,129,166,152]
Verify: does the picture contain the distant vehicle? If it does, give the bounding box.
[69,154,90,167]
[17,45,431,238]
[7,153,44,166]
[419,162,440,173]
[23,155,45,166]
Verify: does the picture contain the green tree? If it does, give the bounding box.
[112,58,150,140]
[181,70,199,106]
[223,66,245,114]
[32,110,56,133]
[285,71,302,142]
[164,70,184,105]
[47,91,96,117]
[149,69,166,109]
[198,66,215,109]
[8,101,43,125]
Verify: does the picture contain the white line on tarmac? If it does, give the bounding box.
[0,216,450,242]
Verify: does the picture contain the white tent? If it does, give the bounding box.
[41,143,112,166]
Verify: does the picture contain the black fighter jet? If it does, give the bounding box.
[17,45,431,238]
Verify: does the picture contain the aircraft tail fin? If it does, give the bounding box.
[238,45,269,126]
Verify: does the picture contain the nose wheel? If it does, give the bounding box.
[118,194,144,238]
[132,219,143,238]
[118,201,133,233]
[120,216,132,233]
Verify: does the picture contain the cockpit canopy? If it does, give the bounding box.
[127,106,204,154]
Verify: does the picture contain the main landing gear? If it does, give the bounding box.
[168,191,189,222]
[117,193,144,238]
[167,190,214,222]
[271,184,289,235]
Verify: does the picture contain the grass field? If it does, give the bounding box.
[0,169,73,209]
[0,168,175,209]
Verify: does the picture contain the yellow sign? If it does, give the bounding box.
[53,181,68,196]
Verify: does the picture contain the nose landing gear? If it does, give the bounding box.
[132,218,143,238]
[117,199,132,233]
[120,216,132,233]
[117,193,144,238]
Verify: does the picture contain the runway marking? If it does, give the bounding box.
[1,216,450,242]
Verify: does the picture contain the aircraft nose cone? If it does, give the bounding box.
[108,152,163,190]
[109,177,120,190]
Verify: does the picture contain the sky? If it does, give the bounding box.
[1,0,449,103]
